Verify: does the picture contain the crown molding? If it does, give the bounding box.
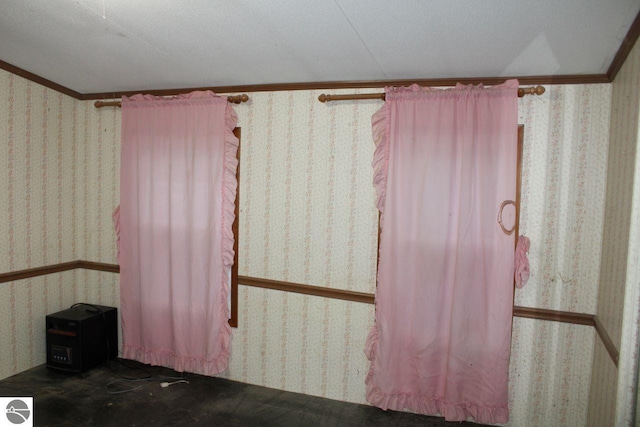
[80,74,610,100]
[0,66,617,102]
[0,59,83,99]
[0,64,617,101]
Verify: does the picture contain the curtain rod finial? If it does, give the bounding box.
[227,94,250,104]
[518,85,546,97]
[318,94,328,103]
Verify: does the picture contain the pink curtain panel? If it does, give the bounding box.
[114,91,238,375]
[366,80,520,423]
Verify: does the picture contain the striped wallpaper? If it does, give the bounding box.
[0,67,622,426]
[588,337,619,426]
[0,70,120,380]
[595,31,640,427]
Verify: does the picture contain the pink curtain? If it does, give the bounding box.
[114,91,238,375]
[365,81,519,423]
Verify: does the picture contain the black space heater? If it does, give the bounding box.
[46,304,117,373]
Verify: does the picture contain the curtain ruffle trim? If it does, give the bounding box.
[371,100,390,287]
[385,79,519,101]
[121,90,228,108]
[122,344,229,377]
[364,324,507,424]
[213,102,239,369]
[371,99,390,218]
[514,235,531,288]
[112,205,121,265]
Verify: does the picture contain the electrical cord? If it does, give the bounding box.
[105,373,189,394]
[104,355,188,394]
[68,302,188,395]
[110,358,153,380]
[160,380,189,388]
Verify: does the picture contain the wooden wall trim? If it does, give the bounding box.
[594,315,620,367]
[76,260,120,273]
[0,261,618,365]
[238,275,376,304]
[0,59,83,99]
[239,276,597,325]
[512,306,594,326]
[608,10,640,81]
[0,261,599,325]
[0,261,81,284]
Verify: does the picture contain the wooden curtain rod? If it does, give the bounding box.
[94,94,250,108]
[317,85,546,103]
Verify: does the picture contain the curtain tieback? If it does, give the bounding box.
[497,200,516,235]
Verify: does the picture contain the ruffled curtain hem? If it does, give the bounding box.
[364,380,509,424]
[122,345,229,377]
[365,324,507,424]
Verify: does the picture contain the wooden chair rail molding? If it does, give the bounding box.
[0,260,619,366]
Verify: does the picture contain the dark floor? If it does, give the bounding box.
[0,360,490,427]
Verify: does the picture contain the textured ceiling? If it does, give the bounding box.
[1,0,640,95]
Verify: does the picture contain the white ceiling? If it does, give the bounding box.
[1,0,640,95]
